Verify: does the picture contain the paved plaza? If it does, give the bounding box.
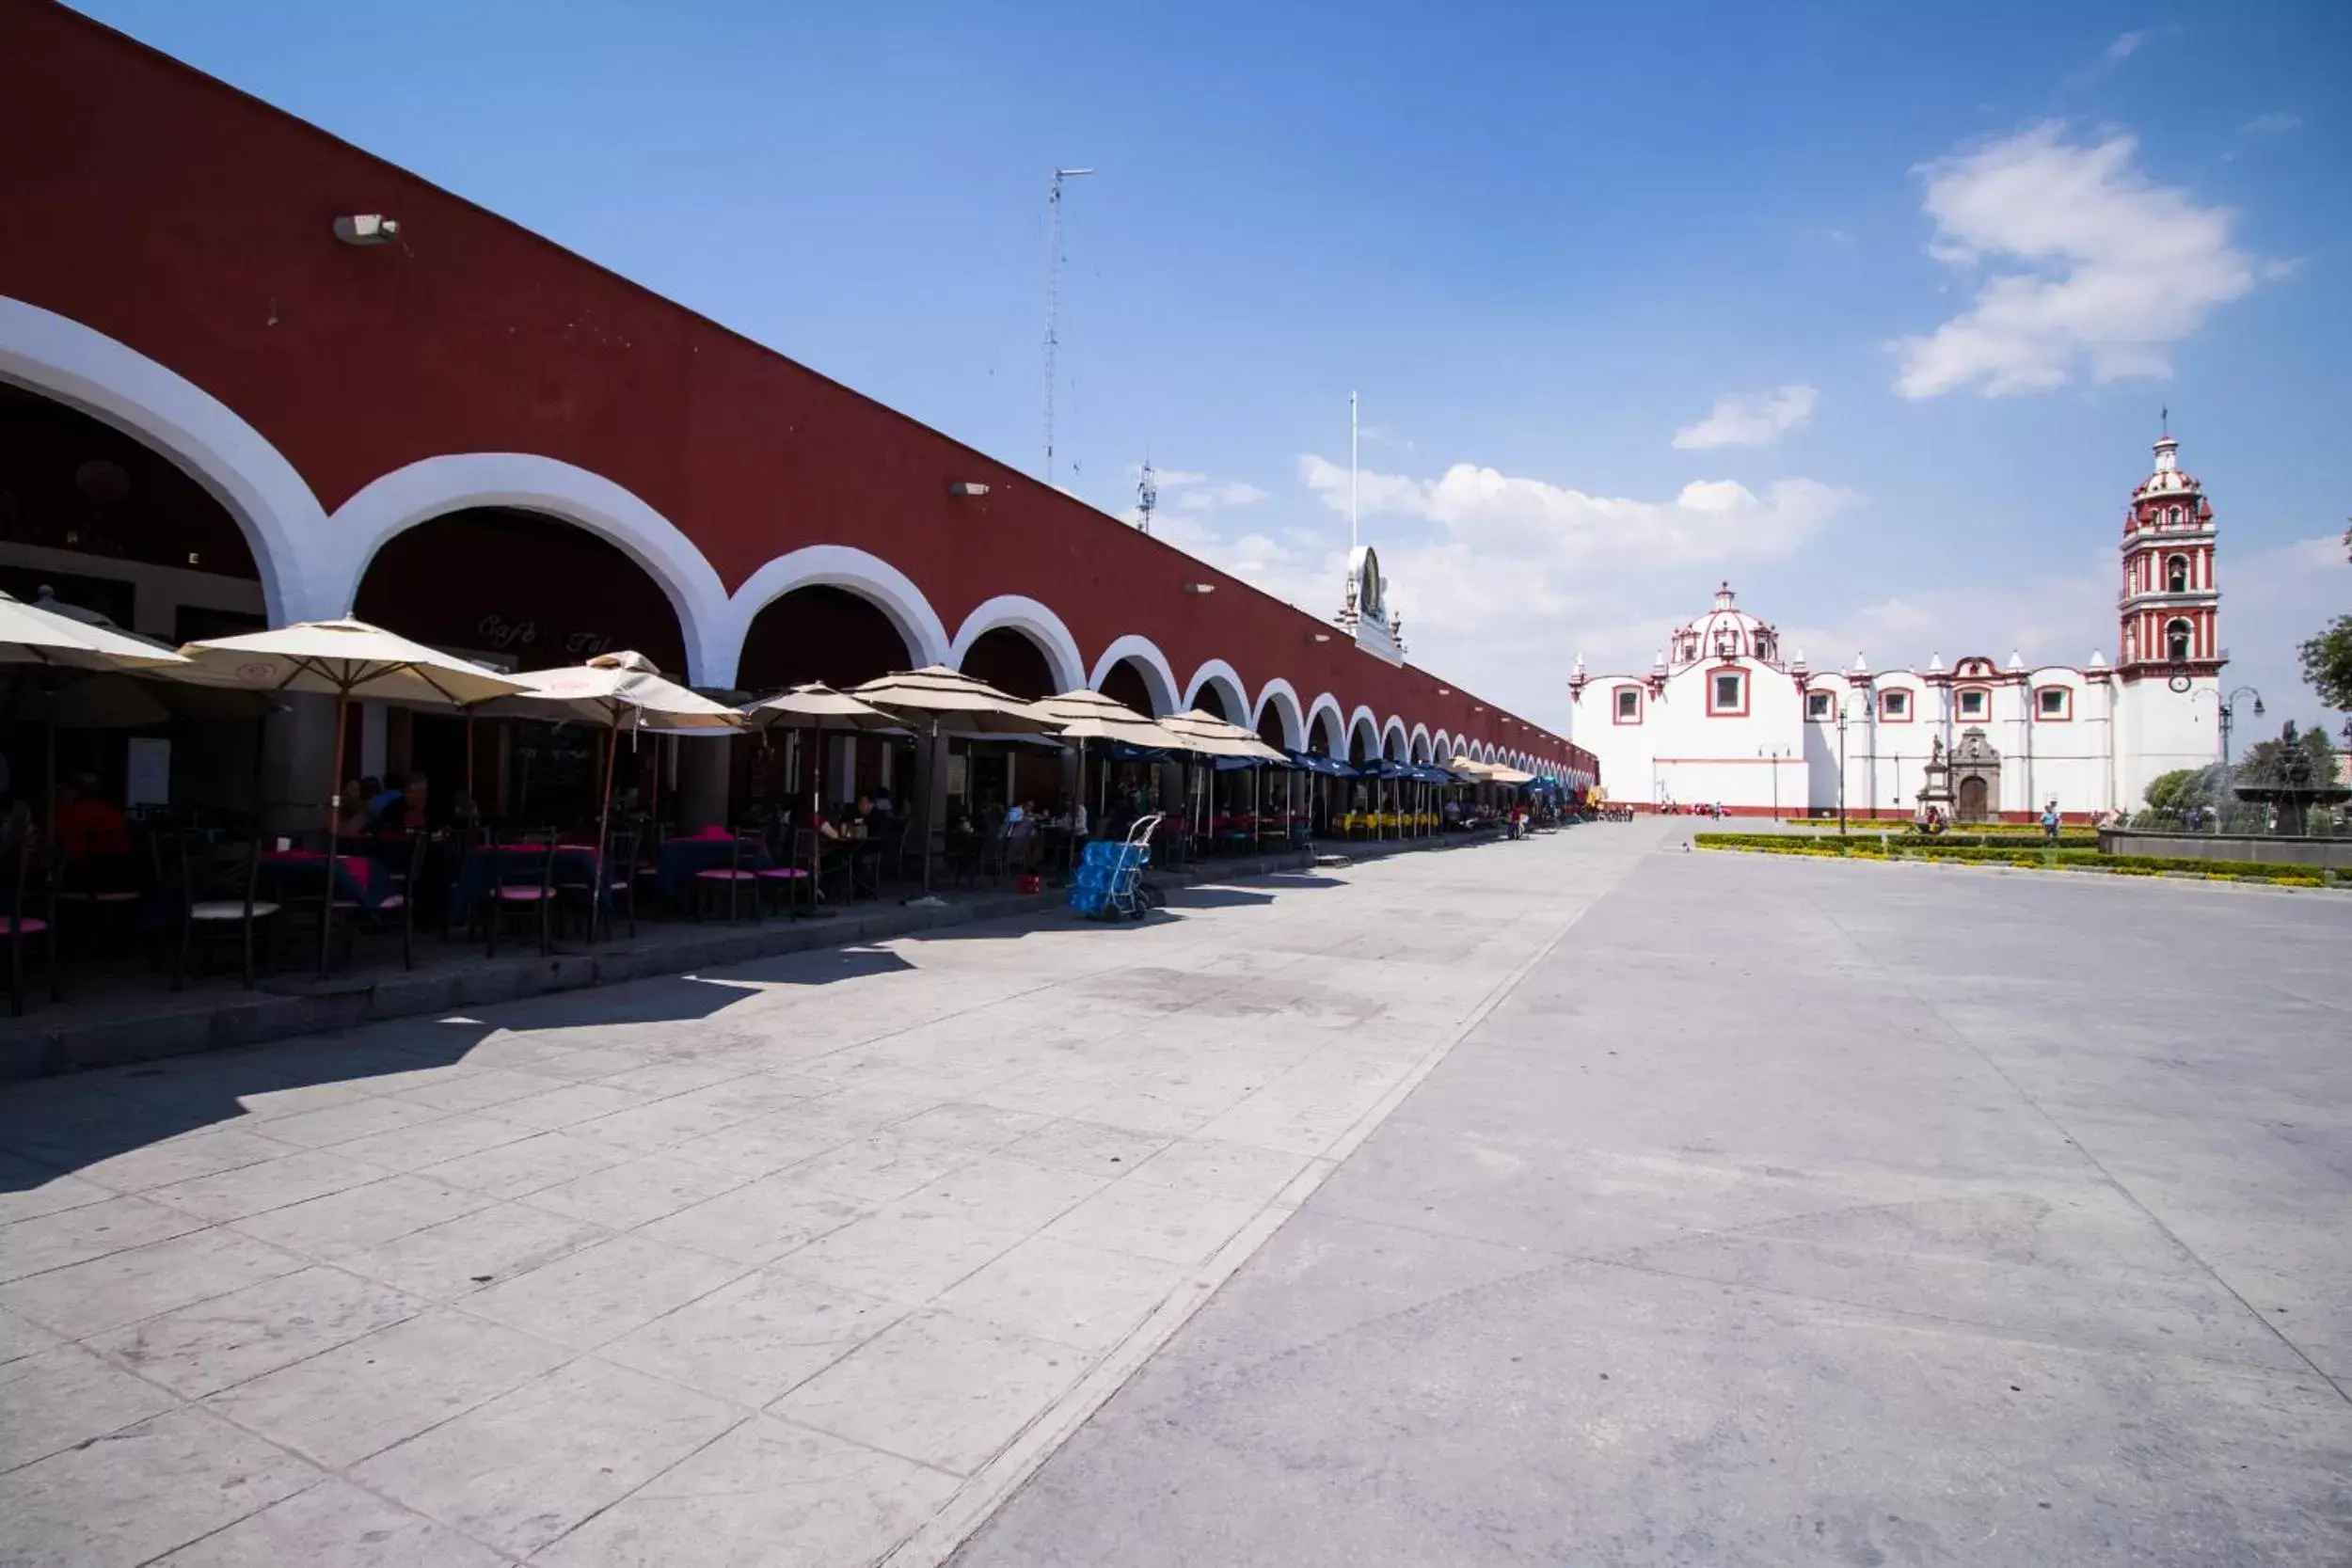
[3,827,2348,1566]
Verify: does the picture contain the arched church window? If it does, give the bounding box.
[2167,555,2189,593]
[2166,506,2182,528]
[2165,618,2192,661]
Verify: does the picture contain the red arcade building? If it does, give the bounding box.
[0,1,1590,832]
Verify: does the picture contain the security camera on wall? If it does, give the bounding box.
[333,214,400,246]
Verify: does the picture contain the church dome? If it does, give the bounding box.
[1668,582,1783,670]
[2131,435,2201,501]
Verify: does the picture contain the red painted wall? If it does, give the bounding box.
[0,0,1589,775]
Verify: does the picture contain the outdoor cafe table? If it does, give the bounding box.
[448,842,608,915]
[653,830,774,899]
[257,848,388,910]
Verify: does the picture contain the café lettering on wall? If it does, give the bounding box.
[473,615,615,664]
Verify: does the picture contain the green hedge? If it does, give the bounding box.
[1700,831,2100,852]
[1692,832,2339,888]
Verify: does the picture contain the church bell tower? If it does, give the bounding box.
[2116,425,2222,678]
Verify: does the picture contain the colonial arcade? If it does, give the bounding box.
[0,2,1590,835]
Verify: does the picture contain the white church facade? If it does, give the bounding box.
[1568,433,2226,821]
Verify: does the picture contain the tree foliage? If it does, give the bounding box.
[2142,767,2216,812]
[2298,613,2352,712]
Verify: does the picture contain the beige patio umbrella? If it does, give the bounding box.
[0,590,199,834]
[848,666,1062,894]
[0,589,187,672]
[1154,709,1289,850]
[479,652,744,939]
[1030,690,1189,828]
[739,683,904,820]
[176,618,529,973]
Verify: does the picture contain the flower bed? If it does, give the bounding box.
[1692,832,2340,888]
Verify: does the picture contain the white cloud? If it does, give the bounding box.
[1295,454,1851,571]
[1672,385,1819,450]
[2239,111,2300,139]
[1134,467,1266,512]
[1137,451,1857,730]
[1184,480,1268,509]
[1893,122,2259,399]
[2101,30,2145,68]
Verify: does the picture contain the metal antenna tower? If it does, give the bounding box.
[1136,457,1158,535]
[1042,166,1093,485]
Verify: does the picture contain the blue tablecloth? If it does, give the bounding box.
[653,836,772,898]
[449,845,608,913]
[258,850,388,910]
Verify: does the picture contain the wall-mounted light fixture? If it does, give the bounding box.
[947,481,991,498]
[1183,582,1216,594]
[1437,687,1451,696]
[1310,632,1331,643]
[333,214,401,246]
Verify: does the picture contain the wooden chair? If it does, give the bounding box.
[484,832,555,958]
[175,835,278,990]
[1,824,60,1016]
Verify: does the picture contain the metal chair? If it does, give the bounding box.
[1,823,60,1015]
[485,832,555,958]
[175,835,278,990]
[692,832,761,923]
[368,832,428,970]
[757,827,817,918]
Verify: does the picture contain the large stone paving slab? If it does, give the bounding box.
[0,836,1629,1565]
[955,845,2352,1568]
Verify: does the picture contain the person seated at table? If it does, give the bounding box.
[850,793,880,833]
[869,785,893,816]
[368,773,405,822]
[338,776,381,836]
[52,773,132,860]
[375,772,430,834]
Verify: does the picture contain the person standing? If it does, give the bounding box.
[2042,800,2060,842]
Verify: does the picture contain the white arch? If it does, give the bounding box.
[1089,634,1181,716]
[1381,716,1409,760]
[1346,705,1381,760]
[1305,691,1346,754]
[1432,728,1454,761]
[949,594,1086,694]
[1252,678,1306,752]
[329,452,733,682]
[1184,658,1250,724]
[1,293,327,626]
[724,544,951,689]
[1409,724,1432,763]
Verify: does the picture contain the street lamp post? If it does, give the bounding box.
[1836,706,1849,834]
[1759,746,1789,820]
[2219,685,2265,768]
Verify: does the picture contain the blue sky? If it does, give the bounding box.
[75,0,2352,742]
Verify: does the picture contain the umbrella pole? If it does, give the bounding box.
[319,690,347,977]
[592,714,622,943]
[920,718,939,895]
[43,721,56,840]
[465,711,476,813]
